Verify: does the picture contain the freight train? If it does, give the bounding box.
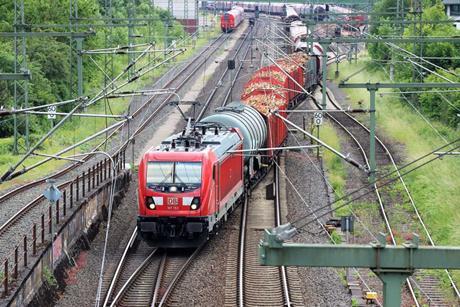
[220,6,244,32]
[206,1,326,20]
[137,52,323,247]
[283,5,309,52]
[207,1,366,26]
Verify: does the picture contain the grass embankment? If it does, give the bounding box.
[0,21,221,190]
[322,52,460,290]
[320,121,382,241]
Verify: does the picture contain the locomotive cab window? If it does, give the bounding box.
[147,161,202,192]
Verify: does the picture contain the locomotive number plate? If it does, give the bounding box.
[167,197,179,205]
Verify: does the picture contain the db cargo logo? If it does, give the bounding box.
[167,197,179,205]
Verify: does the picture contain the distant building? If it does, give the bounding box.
[152,0,199,34]
[443,0,460,29]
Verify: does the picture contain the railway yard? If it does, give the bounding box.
[0,1,460,306]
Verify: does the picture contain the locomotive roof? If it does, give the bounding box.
[155,125,241,159]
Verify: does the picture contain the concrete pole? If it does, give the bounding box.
[369,88,377,183]
[76,38,83,96]
[321,43,328,110]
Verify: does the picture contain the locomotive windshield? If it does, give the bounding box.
[147,161,202,188]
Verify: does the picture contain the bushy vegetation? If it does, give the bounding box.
[0,0,185,137]
[320,122,348,215]
[334,55,460,248]
[369,0,460,128]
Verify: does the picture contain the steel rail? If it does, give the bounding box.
[237,196,248,307]
[221,29,254,107]
[102,227,138,307]
[196,26,252,120]
[237,165,293,307]
[120,33,233,144]
[151,252,167,304]
[274,157,292,307]
[324,87,458,304]
[108,248,159,307]
[0,179,70,236]
[316,86,420,306]
[156,243,206,306]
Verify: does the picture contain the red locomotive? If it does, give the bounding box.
[221,6,245,32]
[137,52,321,247]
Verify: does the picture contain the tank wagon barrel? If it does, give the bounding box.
[201,102,267,161]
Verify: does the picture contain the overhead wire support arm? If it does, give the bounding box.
[0,31,95,38]
[23,111,131,119]
[106,88,177,98]
[0,97,88,117]
[0,97,88,183]
[0,72,31,80]
[272,112,367,172]
[4,120,126,180]
[86,46,184,107]
[81,42,158,55]
[434,151,460,156]
[303,36,460,44]
[85,43,156,107]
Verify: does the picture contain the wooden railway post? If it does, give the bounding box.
[70,182,74,208]
[23,236,27,267]
[63,190,66,217]
[56,200,60,225]
[108,159,112,178]
[48,206,52,235]
[104,159,107,181]
[123,150,126,169]
[4,260,8,296]
[32,224,37,256]
[92,165,96,189]
[13,248,18,279]
[41,214,45,244]
[87,168,91,192]
[113,154,117,174]
[82,172,85,197]
[96,163,100,186]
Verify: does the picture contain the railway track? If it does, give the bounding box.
[232,162,303,307]
[102,228,204,307]
[317,86,456,306]
[196,23,254,120]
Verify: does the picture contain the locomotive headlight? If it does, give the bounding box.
[169,186,178,192]
[190,197,200,210]
[146,197,156,210]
